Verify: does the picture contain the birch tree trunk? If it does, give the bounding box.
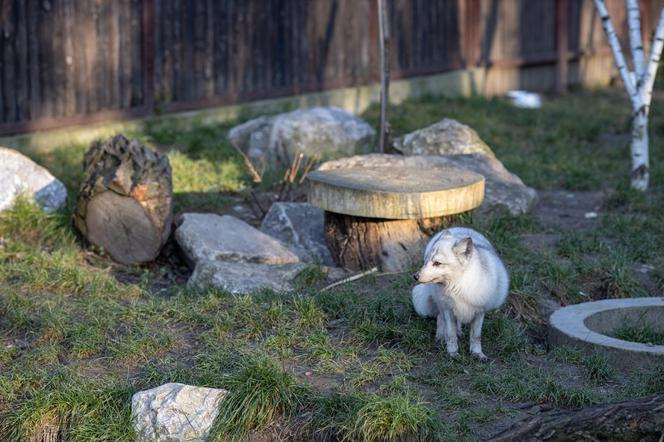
[593,0,664,190]
[631,107,649,190]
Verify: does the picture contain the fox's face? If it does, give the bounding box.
[414,237,473,284]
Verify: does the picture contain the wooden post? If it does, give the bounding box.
[377,0,390,153]
[555,0,569,94]
[142,0,155,112]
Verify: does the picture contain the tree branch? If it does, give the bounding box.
[593,0,643,110]
[641,8,664,110]
[627,0,645,82]
[490,394,664,441]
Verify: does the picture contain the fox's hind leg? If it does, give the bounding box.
[456,318,462,337]
[435,314,446,342]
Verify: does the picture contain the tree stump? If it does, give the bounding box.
[307,166,485,272]
[73,135,173,265]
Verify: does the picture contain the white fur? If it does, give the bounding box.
[411,283,439,318]
[411,227,509,358]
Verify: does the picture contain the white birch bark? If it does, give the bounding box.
[594,0,664,190]
[593,0,642,109]
[641,9,664,109]
[627,0,645,81]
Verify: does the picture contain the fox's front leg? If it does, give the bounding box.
[440,308,459,357]
[469,312,487,360]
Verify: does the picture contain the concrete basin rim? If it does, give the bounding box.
[550,297,664,354]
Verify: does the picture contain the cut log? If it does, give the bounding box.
[307,166,484,271]
[325,212,456,272]
[489,394,664,442]
[307,167,485,219]
[73,135,173,265]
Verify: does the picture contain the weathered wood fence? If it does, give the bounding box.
[0,0,658,135]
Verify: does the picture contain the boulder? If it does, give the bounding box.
[260,202,335,266]
[0,147,67,212]
[131,382,227,442]
[227,107,375,167]
[175,213,299,266]
[318,154,536,216]
[392,119,494,157]
[189,260,306,294]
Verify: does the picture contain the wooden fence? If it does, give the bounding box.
[0,0,658,135]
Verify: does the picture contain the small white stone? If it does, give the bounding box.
[132,383,227,442]
[584,211,598,219]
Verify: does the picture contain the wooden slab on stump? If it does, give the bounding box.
[307,166,484,272]
[73,135,173,265]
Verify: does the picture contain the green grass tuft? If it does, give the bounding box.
[211,355,309,438]
[351,392,438,442]
[612,323,664,345]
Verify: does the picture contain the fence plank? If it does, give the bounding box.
[28,0,41,120]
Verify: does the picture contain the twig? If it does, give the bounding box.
[298,156,317,185]
[249,191,268,218]
[320,267,379,292]
[230,140,262,183]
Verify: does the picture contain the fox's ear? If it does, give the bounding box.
[453,237,473,257]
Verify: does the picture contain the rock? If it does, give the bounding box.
[260,202,335,266]
[228,107,375,167]
[189,260,306,294]
[0,147,67,212]
[175,213,299,266]
[318,153,536,216]
[131,382,227,442]
[392,119,494,157]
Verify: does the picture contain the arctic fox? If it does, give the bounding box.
[412,227,509,359]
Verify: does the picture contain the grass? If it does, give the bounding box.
[2,88,664,440]
[613,323,664,345]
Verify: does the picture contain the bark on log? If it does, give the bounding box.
[324,212,456,272]
[490,394,664,442]
[73,135,173,265]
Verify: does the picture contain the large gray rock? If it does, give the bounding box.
[392,119,494,157]
[318,154,536,216]
[189,260,306,294]
[0,147,67,212]
[260,202,335,266]
[227,107,375,167]
[131,382,227,442]
[175,213,299,266]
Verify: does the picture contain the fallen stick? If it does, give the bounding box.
[489,393,664,441]
[230,140,262,183]
[320,267,379,292]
